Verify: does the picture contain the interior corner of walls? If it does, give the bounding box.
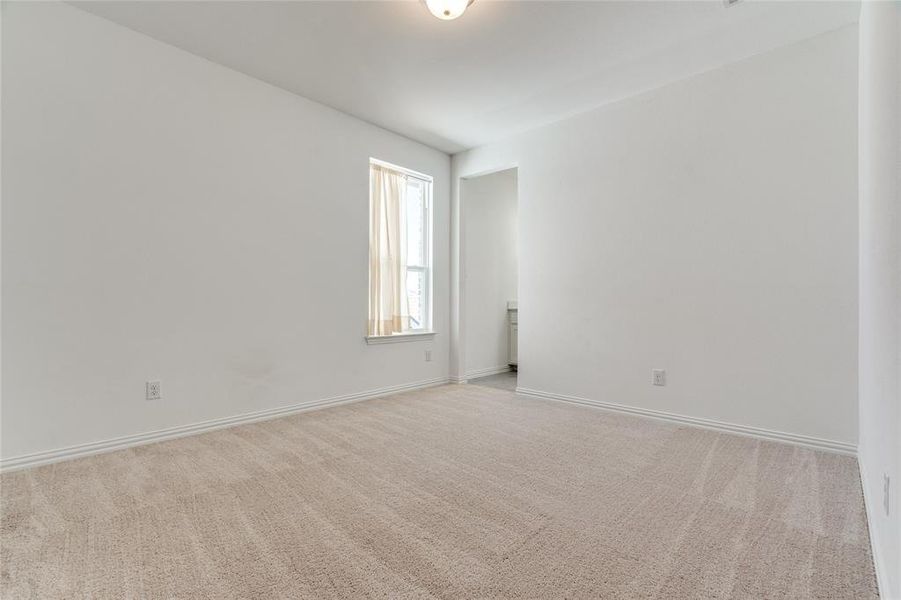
[2,0,455,463]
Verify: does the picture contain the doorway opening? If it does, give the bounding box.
[459,168,518,391]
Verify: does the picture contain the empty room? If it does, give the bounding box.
[2,0,899,598]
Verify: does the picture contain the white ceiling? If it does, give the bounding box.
[72,1,859,154]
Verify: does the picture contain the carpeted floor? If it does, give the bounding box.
[1,384,877,599]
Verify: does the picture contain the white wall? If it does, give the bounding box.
[858,2,901,597]
[0,2,450,461]
[462,169,518,377]
[452,26,859,447]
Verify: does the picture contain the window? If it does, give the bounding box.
[404,177,430,331]
[367,159,433,340]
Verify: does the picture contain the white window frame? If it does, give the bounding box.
[366,159,435,344]
[404,175,432,332]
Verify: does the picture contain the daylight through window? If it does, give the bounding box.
[368,160,432,337]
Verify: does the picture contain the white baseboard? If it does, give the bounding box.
[858,452,890,599]
[449,376,468,384]
[465,365,512,379]
[516,387,857,456]
[0,377,450,473]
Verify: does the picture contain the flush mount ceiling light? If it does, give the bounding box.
[424,0,474,21]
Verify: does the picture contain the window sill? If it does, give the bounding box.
[365,331,436,345]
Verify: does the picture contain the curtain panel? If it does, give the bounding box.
[368,164,410,336]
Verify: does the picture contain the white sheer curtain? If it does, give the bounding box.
[369,164,410,336]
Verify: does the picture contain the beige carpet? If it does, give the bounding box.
[1,384,877,599]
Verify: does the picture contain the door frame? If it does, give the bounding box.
[450,162,519,383]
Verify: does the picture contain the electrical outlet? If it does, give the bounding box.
[425,350,432,362]
[885,475,891,516]
[652,369,666,386]
[146,380,161,400]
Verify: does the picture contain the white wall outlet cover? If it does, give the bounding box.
[146,380,161,400]
[425,350,432,362]
[652,369,666,386]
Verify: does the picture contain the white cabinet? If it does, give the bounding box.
[507,302,518,367]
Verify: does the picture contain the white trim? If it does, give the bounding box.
[369,157,433,182]
[365,331,436,345]
[465,365,512,379]
[449,376,468,384]
[858,452,889,599]
[516,387,857,455]
[0,377,449,473]
[450,162,520,384]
